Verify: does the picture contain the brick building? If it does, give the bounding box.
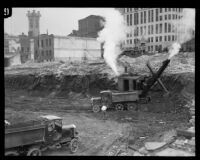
[34,34,54,62]
[69,15,104,38]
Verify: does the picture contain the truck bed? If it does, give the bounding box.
[5,120,45,149]
[112,91,141,103]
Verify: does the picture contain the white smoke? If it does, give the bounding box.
[97,8,127,76]
[168,42,181,59]
[169,8,195,59]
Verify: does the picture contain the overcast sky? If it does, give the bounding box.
[4,8,112,36]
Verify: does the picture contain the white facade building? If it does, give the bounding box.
[122,8,184,52]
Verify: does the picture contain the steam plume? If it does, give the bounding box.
[168,8,195,59]
[168,42,181,59]
[97,9,127,76]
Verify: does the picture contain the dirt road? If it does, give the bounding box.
[5,88,191,156]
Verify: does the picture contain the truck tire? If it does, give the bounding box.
[27,147,42,156]
[5,151,19,156]
[115,103,124,111]
[92,105,101,113]
[70,138,79,153]
[127,103,138,111]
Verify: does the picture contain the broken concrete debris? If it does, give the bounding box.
[155,148,194,156]
[145,142,167,151]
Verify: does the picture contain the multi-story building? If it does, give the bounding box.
[34,34,102,62]
[123,8,187,52]
[18,33,31,63]
[69,15,104,38]
[34,34,54,62]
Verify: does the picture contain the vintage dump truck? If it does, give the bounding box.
[5,115,79,156]
[91,59,170,112]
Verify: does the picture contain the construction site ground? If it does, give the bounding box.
[5,52,195,156]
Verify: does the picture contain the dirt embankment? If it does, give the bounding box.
[5,52,195,113]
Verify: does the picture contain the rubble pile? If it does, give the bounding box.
[119,52,194,75]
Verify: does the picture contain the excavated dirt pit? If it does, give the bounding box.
[4,53,195,156]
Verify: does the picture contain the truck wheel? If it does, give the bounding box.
[127,103,138,111]
[27,147,42,156]
[92,105,101,113]
[5,151,19,156]
[70,138,79,153]
[115,103,124,111]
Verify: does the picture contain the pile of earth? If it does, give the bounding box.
[5,52,194,112]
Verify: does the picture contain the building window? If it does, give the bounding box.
[160,16,162,21]
[130,39,132,44]
[155,45,158,51]
[144,26,146,35]
[41,40,44,48]
[46,39,48,46]
[148,46,150,51]
[165,23,167,33]
[151,10,154,22]
[168,14,171,20]
[165,8,167,12]
[46,50,48,58]
[156,24,158,34]
[172,35,175,41]
[168,35,171,41]
[130,8,132,12]
[144,11,146,23]
[165,36,167,41]
[140,26,143,35]
[49,39,51,46]
[21,47,24,52]
[141,12,143,24]
[160,8,162,13]
[151,46,153,51]
[173,8,175,11]
[127,14,129,26]
[127,8,129,12]
[159,36,162,42]
[156,8,159,21]
[156,37,158,42]
[160,23,162,33]
[130,14,132,26]
[148,10,151,22]
[168,23,171,32]
[151,25,154,34]
[134,13,139,25]
[38,40,40,47]
[148,25,150,35]
[169,8,171,11]
[165,15,167,20]
[175,15,177,19]
[151,37,153,42]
